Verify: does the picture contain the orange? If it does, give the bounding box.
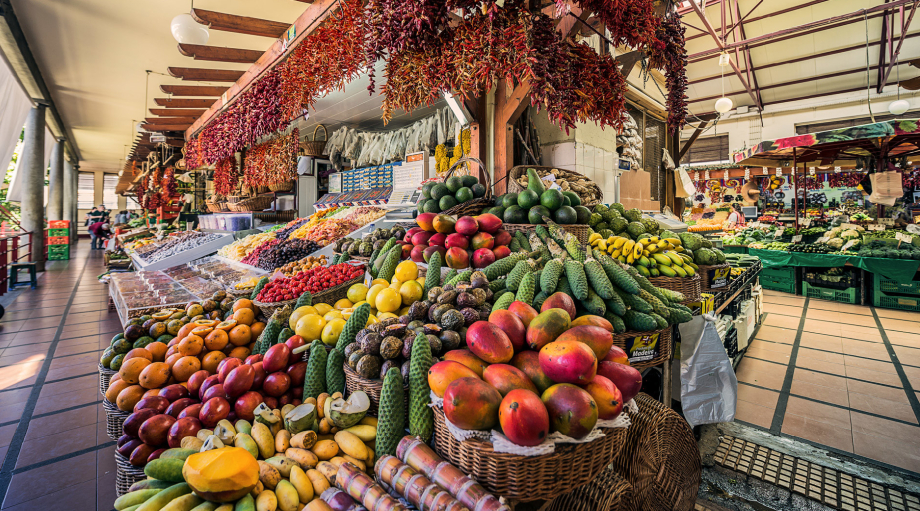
[172,356,201,382]
[228,346,251,360]
[216,319,238,332]
[146,342,167,362]
[201,351,226,374]
[167,337,181,347]
[191,326,214,337]
[232,308,255,326]
[176,322,196,341]
[139,362,170,389]
[119,357,151,384]
[233,299,253,312]
[178,335,204,357]
[250,322,266,339]
[204,329,229,351]
[228,324,251,347]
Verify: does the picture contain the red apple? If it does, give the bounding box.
[494,229,512,246]
[285,335,307,352]
[445,247,470,269]
[445,233,469,250]
[233,391,264,421]
[455,216,479,236]
[471,232,494,250]
[493,246,511,260]
[472,248,496,268]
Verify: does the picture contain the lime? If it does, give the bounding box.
[517,189,540,209]
[455,187,474,203]
[540,189,564,211]
[528,205,551,224]
[423,200,441,214]
[431,184,450,201]
[503,205,522,224]
[562,196,571,207]
[554,205,578,224]
[461,175,478,188]
[471,183,486,198]
[489,206,505,218]
[446,176,464,193]
[416,199,429,212]
[422,182,436,199]
[439,195,459,210]
[501,193,519,209]
[494,194,506,206]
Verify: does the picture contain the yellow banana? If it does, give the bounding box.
[611,249,622,258]
[638,255,651,267]
[597,240,607,251]
[636,265,651,277]
[617,255,627,263]
[672,265,688,277]
[664,238,682,246]
[677,252,693,262]
[632,242,643,260]
[673,245,685,253]
[623,240,635,255]
[658,265,677,277]
[665,251,685,266]
[642,249,650,257]
[657,240,669,249]
[606,236,617,245]
[588,233,602,243]
[652,253,672,266]
[684,261,699,270]
[648,236,660,244]
[626,253,635,264]
[613,237,628,249]
[683,264,696,276]
[646,244,659,254]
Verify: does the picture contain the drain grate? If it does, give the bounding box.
[714,436,920,511]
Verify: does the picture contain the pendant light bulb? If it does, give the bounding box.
[888,99,910,116]
[171,13,209,45]
[715,97,734,114]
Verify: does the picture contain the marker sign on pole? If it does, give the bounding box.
[762,167,768,174]
[776,168,782,176]
[792,234,803,243]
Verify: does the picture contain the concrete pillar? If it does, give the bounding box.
[20,104,47,270]
[47,138,64,220]
[71,164,79,244]
[63,158,76,244]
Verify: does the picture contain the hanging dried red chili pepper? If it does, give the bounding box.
[214,157,238,195]
[647,12,689,133]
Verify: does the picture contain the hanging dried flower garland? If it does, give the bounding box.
[213,157,238,195]
[243,129,300,188]
[647,12,689,133]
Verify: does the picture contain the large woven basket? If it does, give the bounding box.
[611,327,673,371]
[502,223,593,244]
[547,466,638,511]
[99,364,117,396]
[440,156,493,217]
[610,393,701,511]
[115,452,148,497]
[103,399,130,441]
[269,180,294,192]
[252,297,296,319]
[648,274,702,304]
[229,195,274,212]
[431,406,626,501]
[506,165,603,207]
[698,263,732,292]
[205,201,226,213]
[303,124,328,157]
[343,365,408,418]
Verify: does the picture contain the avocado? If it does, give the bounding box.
[439,195,459,211]
[446,176,464,193]
[502,193,519,209]
[431,184,450,201]
[574,205,592,224]
[455,187,473,203]
[540,189,564,211]
[528,205,551,224]
[503,205,527,224]
[422,182,436,199]
[471,183,486,198]
[423,200,441,214]
[461,175,478,188]
[517,189,540,210]
[553,206,578,224]
[562,191,581,207]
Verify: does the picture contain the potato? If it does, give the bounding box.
[312,439,339,461]
[333,431,368,461]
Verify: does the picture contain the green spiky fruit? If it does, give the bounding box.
[515,231,532,251]
[276,328,293,347]
[604,294,627,317]
[251,277,268,300]
[303,341,327,400]
[649,312,668,330]
[580,287,606,316]
[375,368,406,457]
[638,289,670,319]
[564,260,589,301]
[516,273,535,304]
[424,252,442,297]
[614,287,653,314]
[541,259,564,293]
[377,246,402,283]
[484,252,534,280]
[533,290,549,310]
[295,291,313,309]
[593,249,640,294]
[443,269,457,285]
[604,311,626,333]
[489,279,506,292]
[325,349,346,395]
[447,270,474,287]
[491,291,515,312]
[563,233,585,262]
[505,260,532,292]
[624,310,658,331]
[584,256,614,299]
[408,333,434,442]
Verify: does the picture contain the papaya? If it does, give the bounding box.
[182,447,260,503]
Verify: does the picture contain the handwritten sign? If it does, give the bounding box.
[808,167,816,176]
[776,168,783,176]
[816,237,830,244]
[792,235,803,243]
[774,230,783,238]
[762,167,768,175]
[803,218,813,227]
[879,218,896,226]
[842,239,859,251]
[896,232,914,244]
[841,223,859,230]
[834,166,841,173]
[867,224,885,231]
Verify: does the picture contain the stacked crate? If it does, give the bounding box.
[47,220,70,260]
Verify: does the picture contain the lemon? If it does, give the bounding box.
[321,318,347,346]
[375,288,401,313]
[353,300,368,309]
[334,298,354,310]
[366,284,387,310]
[295,314,326,341]
[399,280,424,307]
[371,278,389,288]
[395,260,419,282]
[289,306,318,329]
[323,310,344,322]
[313,303,333,315]
[346,283,368,304]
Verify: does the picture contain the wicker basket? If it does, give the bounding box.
[648,274,702,304]
[252,297,296,319]
[103,399,130,441]
[303,125,328,157]
[697,263,732,292]
[440,156,494,217]
[205,201,225,213]
[269,181,295,192]
[344,365,408,418]
[506,166,603,207]
[431,406,626,501]
[610,393,701,511]
[99,364,117,396]
[546,466,638,511]
[229,195,274,212]
[312,274,365,306]
[226,195,243,204]
[611,327,673,371]
[501,223,593,244]
[115,452,148,497]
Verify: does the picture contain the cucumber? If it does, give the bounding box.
[136,483,192,511]
[144,458,185,483]
[115,489,161,510]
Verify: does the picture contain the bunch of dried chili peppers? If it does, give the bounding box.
[214,157,239,195]
[648,12,689,133]
[243,129,299,188]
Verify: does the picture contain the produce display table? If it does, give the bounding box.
[748,249,920,284]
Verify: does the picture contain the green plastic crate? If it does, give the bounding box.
[48,228,69,236]
[723,245,748,254]
[873,273,920,296]
[760,276,796,294]
[761,266,795,281]
[48,245,69,257]
[802,282,859,305]
[873,289,920,312]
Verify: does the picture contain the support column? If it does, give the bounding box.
[71,164,79,244]
[63,158,76,244]
[47,138,64,220]
[20,104,47,271]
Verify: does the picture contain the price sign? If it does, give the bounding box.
[792,234,803,243]
[804,218,813,227]
[841,223,859,230]
[868,224,885,231]
[694,171,699,181]
[707,267,731,289]
[879,218,896,226]
[809,167,816,176]
[328,173,341,193]
[762,167,768,175]
[744,168,750,179]
[896,232,914,244]
[816,236,829,243]
[774,229,783,238]
[842,239,858,251]
[705,170,710,180]
[834,166,841,173]
[723,170,729,179]
[776,168,783,176]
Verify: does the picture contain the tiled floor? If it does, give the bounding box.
[734,289,920,475]
[0,245,120,511]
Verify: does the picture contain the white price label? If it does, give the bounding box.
[868,224,885,231]
[792,234,803,243]
[809,167,816,176]
[896,232,914,244]
[816,237,829,244]
[842,239,858,251]
[762,167,768,175]
[880,218,896,226]
[804,218,813,227]
[705,170,710,179]
[694,171,699,181]
[723,170,729,179]
[776,168,783,176]
[834,166,841,173]
[774,230,783,238]
[744,168,750,179]
[841,223,859,230]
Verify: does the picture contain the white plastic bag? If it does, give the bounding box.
[677,314,737,428]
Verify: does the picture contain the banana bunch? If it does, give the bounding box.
[587,233,699,277]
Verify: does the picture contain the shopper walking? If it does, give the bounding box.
[726,203,745,230]
[88,221,112,250]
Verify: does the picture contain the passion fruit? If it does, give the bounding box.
[149,322,167,338]
[212,290,227,301]
[216,319,238,331]
[201,299,218,313]
[166,320,183,336]
[194,319,219,327]
[169,312,185,321]
[151,311,172,321]
[191,326,214,337]
[186,304,205,317]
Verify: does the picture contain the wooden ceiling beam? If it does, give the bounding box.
[154,98,214,108]
[190,8,289,38]
[167,67,245,82]
[145,117,197,124]
[178,44,263,64]
[149,108,207,117]
[160,85,228,96]
[142,123,193,131]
